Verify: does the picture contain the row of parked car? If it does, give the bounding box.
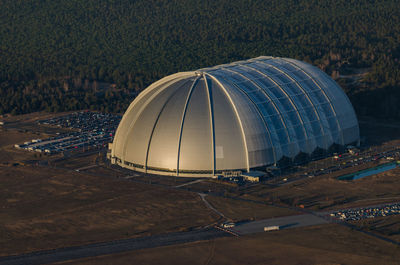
[300,147,400,178]
[38,111,121,133]
[330,203,400,221]
[15,111,121,154]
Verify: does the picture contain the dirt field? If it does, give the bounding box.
[0,129,41,149]
[205,196,297,222]
[0,114,68,165]
[50,144,400,215]
[54,153,101,170]
[353,215,400,242]
[240,166,400,210]
[1,111,75,135]
[0,165,219,256]
[2,112,400,261]
[0,113,220,256]
[53,224,400,265]
[0,129,50,163]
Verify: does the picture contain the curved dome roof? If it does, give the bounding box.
[111,56,359,177]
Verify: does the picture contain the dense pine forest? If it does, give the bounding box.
[1,0,399,117]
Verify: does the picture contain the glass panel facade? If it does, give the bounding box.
[112,57,359,176]
[211,69,289,157]
[208,57,359,160]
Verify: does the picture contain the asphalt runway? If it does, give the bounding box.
[0,228,230,265]
[232,214,329,235]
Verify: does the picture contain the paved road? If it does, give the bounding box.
[198,193,226,219]
[231,214,328,235]
[6,151,396,264]
[175,179,205,188]
[0,228,230,265]
[0,213,328,265]
[75,164,98,171]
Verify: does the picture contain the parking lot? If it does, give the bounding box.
[274,145,400,186]
[316,148,400,177]
[14,111,121,154]
[329,203,400,221]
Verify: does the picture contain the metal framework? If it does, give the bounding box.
[111,57,360,177]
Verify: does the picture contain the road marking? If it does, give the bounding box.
[214,225,239,237]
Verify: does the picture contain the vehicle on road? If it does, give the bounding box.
[264,226,280,232]
[222,222,235,228]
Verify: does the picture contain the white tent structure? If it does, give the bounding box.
[110,56,359,177]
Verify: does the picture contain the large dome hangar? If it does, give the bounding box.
[109,56,360,177]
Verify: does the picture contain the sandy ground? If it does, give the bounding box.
[52,224,400,265]
[0,165,219,256]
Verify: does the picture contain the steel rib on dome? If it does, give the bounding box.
[110,56,359,177]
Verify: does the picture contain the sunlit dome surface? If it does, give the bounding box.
[110,56,359,177]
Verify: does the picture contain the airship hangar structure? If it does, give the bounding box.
[109,56,360,177]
